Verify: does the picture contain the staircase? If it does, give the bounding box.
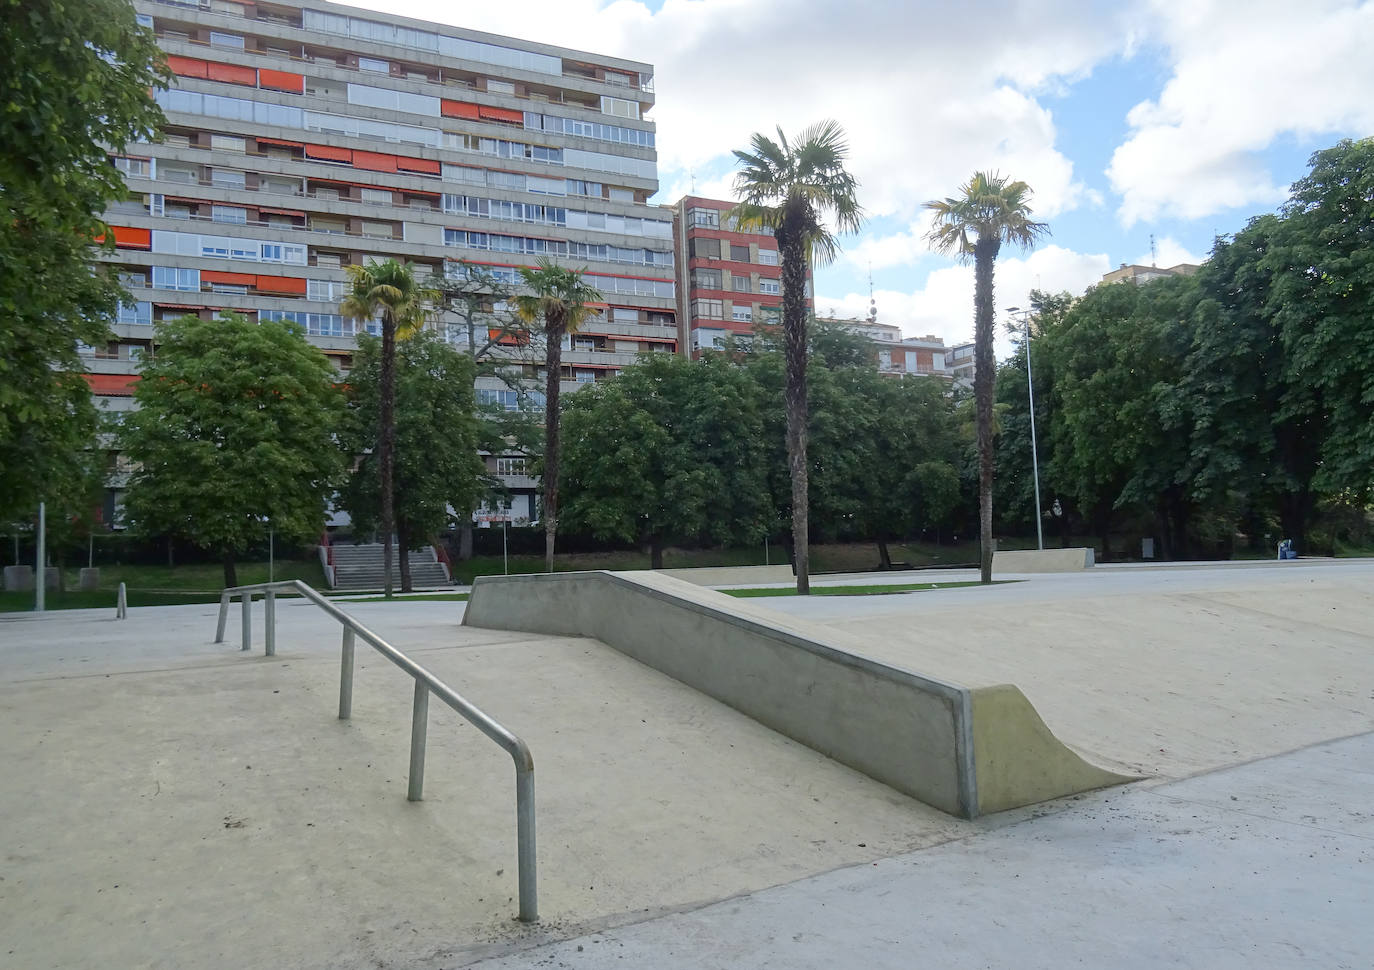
[327,542,451,591]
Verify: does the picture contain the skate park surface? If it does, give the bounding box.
[1,558,1370,968]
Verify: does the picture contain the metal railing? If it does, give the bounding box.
[214,579,537,921]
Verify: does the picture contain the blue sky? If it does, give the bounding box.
[363,0,1374,350]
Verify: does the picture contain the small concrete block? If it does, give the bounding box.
[79,567,101,591]
[44,567,60,591]
[4,565,35,591]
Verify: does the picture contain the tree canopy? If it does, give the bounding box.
[0,0,168,525]
[117,313,344,585]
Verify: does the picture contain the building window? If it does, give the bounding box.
[731,273,751,292]
[757,249,778,266]
[210,134,246,154]
[209,31,245,49]
[211,205,248,224]
[574,369,595,383]
[112,156,151,178]
[689,207,719,228]
[730,244,750,262]
[692,268,722,289]
[359,56,389,73]
[361,187,392,205]
[759,279,780,295]
[496,457,527,476]
[117,301,153,326]
[690,237,720,260]
[731,305,753,323]
[152,266,200,291]
[691,299,723,320]
[211,169,246,190]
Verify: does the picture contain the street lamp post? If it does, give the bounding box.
[1007,308,1043,551]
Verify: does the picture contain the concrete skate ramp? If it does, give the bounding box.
[993,547,1095,573]
[464,571,1129,817]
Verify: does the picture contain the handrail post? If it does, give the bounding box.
[240,592,251,652]
[408,680,429,802]
[264,589,276,657]
[516,764,538,922]
[215,589,230,642]
[339,626,355,720]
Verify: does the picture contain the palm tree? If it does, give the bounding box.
[730,120,863,594]
[340,258,436,596]
[513,258,601,572]
[925,172,1049,584]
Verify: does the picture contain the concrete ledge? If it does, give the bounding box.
[655,564,795,586]
[993,547,1095,573]
[464,571,1130,818]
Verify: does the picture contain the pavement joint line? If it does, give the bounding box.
[1139,787,1374,843]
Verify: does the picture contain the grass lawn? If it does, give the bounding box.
[723,580,1010,598]
[0,589,226,612]
[343,593,469,603]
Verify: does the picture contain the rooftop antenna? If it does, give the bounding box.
[1150,233,1157,267]
[867,263,877,323]
[689,170,696,193]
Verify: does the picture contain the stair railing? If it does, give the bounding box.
[214,579,538,921]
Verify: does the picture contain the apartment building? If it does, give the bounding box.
[1100,262,1199,285]
[92,0,677,524]
[668,195,795,357]
[820,316,950,380]
[945,340,975,387]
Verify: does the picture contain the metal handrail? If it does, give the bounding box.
[214,579,537,921]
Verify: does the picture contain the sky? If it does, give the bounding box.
[349,0,1374,354]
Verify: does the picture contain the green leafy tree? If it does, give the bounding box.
[560,354,770,567]
[925,172,1049,582]
[339,258,436,597]
[0,0,168,524]
[117,313,344,586]
[512,258,602,572]
[341,331,484,592]
[731,121,864,593]
[1268,138,1374,504]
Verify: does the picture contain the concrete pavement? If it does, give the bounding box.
[469,730,1374,970]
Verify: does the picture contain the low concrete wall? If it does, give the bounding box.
[655,565,795,586]
[464,571,1130,818]
[993,547,1095,574]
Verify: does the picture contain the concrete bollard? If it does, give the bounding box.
[4,565,35,591]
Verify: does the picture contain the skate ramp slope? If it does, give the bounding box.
[463,571,1130,818]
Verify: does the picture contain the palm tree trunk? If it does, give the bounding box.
[398,519,412,593]
[543,316,564,573]
[780,229,810,594]
[380,312,396,598]
[973,240,999,585]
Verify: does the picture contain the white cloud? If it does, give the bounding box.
[1131,236,1205,269]
[817,245,1110,358]
[356,0,1125,224]
[1107,0,1374,225]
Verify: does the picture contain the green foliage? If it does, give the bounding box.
[0,0,168,524]
[341,330,485,544]
[560,354,771,563]
[117,313,344,564]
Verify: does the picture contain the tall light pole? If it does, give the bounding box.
[1006,307,1043,550]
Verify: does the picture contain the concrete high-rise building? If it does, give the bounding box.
[1100,262,1199,285]
[93,0,676,524]
[818,316,950,380]
[668,196,792,357]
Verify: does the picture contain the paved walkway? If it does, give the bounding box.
[469,731,1374,969]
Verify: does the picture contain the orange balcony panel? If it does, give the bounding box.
[96,225,151,250]
[441,99,481,120]
[304,144,352,163]
[165,55,209,78]
[396,156,439,175]
[257,68,304,94]
[201,270,257,286]
[352,150,398,173]
[84,374,140,396]
[206,62,257,86]
[477,105,524,125]
[255,275,307,295]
